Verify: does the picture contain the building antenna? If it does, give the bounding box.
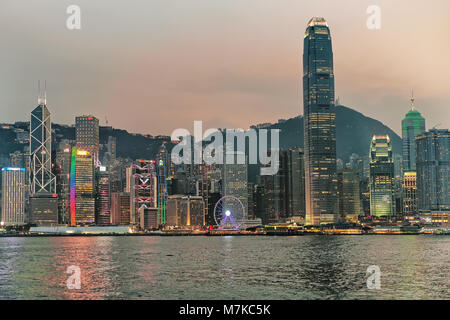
[37,80,47,105]
[410,89,415,111]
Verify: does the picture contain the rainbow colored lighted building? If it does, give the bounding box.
[70,147,77,226]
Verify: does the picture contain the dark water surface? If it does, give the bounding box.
[0,235,448,300]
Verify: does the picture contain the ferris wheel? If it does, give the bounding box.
[213,196,246,231]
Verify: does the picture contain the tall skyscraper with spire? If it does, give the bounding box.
[29,84,56,195]
[303,17,337,225]
[29,84,59,226]
[402,92,426,172]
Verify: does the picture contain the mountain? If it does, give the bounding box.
[0,105,401,167]
[0,122,170,165]
[266,104,402,161]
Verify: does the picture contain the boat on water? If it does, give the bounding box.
[264,223,304,236]
[321,228,363,235]
[420,226,450,235]
[370,225,421,235]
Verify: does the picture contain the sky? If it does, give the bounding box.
[1,0,449,136]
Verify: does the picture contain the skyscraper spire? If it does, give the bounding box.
[411,89,415,111]
[37,80,47,106]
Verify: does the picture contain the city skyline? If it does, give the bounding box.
[0,3,449,303]
[1,0,450,136]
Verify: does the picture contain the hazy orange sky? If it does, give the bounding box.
[1,0,449,135]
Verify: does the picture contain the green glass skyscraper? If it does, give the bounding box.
[303,17,337,225]
[402,95,425,172]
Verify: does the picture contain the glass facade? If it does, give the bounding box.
[416,129,449,211]
[75,116,100,166]
[74,150,95,225]
[1,168,26,226]
[261,149,305,224]
[30,104,56,194]
[369,136,395,217]
[95,167,111,226]
[55,144,72,224]
[337,169,361,223]
[110,192,131,225]
[402,102,425,172]
[222,153,248,217]
[131,160,157,225]
[303,17,337,225]
[402,171,417,214]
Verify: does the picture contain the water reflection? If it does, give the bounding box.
[0,236,448,300]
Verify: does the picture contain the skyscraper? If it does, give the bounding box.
[95,166,111,225]
[1,168,26,226]
[70,148,95,225]
[55,142,72,224]
[303,17,337,225]
[261,149,305,224]
[337,169,361,223]
[111,192,131,225]
[261,165,282,224]
[75,116,100,167]
[156,158,168,225]
[285,148,306,220]
[222,152,248,218]
[131,160,157,225]
[369,136,395,217]
[416,129,449,212]
[402,171,418,215]
[402,94,426,172]
[29,95,56,195]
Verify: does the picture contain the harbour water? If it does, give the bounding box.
[0,235,448,300]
